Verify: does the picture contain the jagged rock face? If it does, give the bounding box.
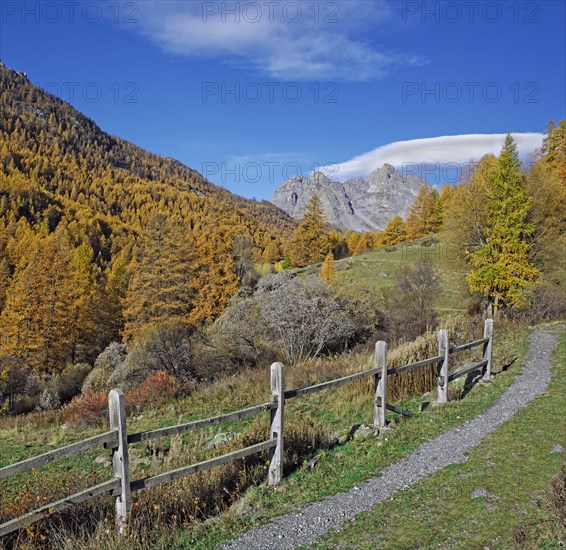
[271,164,425,231]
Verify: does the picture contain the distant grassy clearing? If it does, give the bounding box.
[333,234,470,314]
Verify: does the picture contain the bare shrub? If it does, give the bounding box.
[82,342,127,393]
[256,273,357,365]
[512,281,566,321]
[126,371,179,414]
[213,272,358,367]
[210,294,272,368]
[110,321,200,391]
[389,259,442,341]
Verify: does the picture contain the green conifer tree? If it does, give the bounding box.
[467,135,539,314]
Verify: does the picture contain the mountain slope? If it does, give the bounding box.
[0,63,294,368]
[0,64,295,236]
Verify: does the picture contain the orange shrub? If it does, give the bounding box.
[126,371,178,413]
[62,392,108,427]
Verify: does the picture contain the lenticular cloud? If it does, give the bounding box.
[331,133,544,179]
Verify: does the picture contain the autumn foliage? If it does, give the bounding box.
[0,65,292,384]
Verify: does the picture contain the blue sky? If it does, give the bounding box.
[1,0,564,199]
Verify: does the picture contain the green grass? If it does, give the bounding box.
[333,234,470,314]
[311,326,566,549]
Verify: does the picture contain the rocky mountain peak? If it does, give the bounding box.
[312,171,332,183]
[371,163,396,178]
[271,164,427,232]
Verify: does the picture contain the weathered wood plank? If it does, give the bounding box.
[437,329,449,404]
[386,355,444,376]
[374,341,388,427]
[128,402,274,444]
[0,431,118,480]
[0,478,120,537]
[448,338,489,355]
[109,389,130,533]
[285,367,381,400]
[448,360,488,382]
[385,403,414,417]
[483,319,494,379]
[269,362,284,485]
[130,439,277,493]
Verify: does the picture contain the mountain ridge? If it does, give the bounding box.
[271,164,427,231]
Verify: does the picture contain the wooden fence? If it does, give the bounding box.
[0,319,494,537]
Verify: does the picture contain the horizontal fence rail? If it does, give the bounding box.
[387,355,444,376]
[449,337,489,354]
[448,360,489,382]
[0,478,120,538]
[284,366,381,400]
[0,430,118,480]
[130,439,277,493]
[386,403,414,417]
[0,319,494,538]
[127,402,275,444]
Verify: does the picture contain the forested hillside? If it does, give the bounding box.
[0,65,294,375]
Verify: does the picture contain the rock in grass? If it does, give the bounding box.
[471,488,488,499]
[352,425,378,440]
[95,455,111,467]
[204,432,236,450]
[307,455,320,469]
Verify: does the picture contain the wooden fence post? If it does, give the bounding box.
[436,329,449,404]
[108,389,131,534]
[374,341,387,428]
[268,362,285,485]
[483,318,494,379]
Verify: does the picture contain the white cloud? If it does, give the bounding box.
[130,1,426,81]
[329,133,544,179]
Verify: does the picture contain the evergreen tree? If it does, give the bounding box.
[527,120,566,285]
[467,135,538,313]
[345,231,361,255]
[406,184,442,239]
[353,232,374,255]
[262,241,281,263]
[0,257,11,312]
[0,227,74,372]
[541,119,566,183]
[67,242,102,364]
[443,154,497,255]
[327,229,348,259]
[188,228,239,325]
[102,251,130,341]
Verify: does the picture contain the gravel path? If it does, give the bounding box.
[221,328,562,550]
